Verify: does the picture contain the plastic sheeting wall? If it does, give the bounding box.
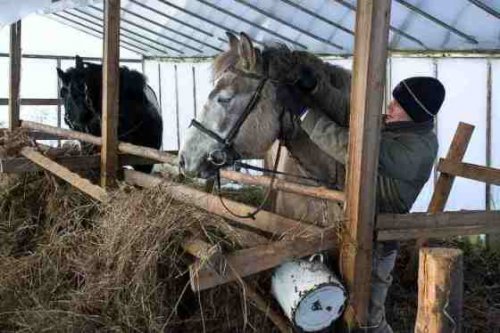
[144,57,499,212]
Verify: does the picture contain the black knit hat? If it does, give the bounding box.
[392,77,445,122]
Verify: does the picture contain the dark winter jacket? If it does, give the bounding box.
[301,110,438,213]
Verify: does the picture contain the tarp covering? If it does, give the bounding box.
[0,0,97,29]
[9,0,500,57]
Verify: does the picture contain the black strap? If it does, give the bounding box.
[190,119,226,145]
[224,77,268,144]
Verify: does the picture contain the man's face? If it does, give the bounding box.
[386,99,413,124]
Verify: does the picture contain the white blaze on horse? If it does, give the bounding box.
[179,32,351,225]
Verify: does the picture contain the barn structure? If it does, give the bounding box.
[1,0,500,331]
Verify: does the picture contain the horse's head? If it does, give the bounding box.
[179,32,289,178]
[57,56,100,131]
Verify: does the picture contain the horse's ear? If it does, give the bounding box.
[75,55,83,69]
[238,32,256,70]
[226,31,239,53]
[57,68,69,85]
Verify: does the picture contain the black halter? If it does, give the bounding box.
[189,67,268,166]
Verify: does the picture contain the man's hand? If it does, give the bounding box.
[275,84,308,118]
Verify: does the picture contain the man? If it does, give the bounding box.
[275,69,445,332]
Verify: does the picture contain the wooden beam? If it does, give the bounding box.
[220,170,345,203]
[20,147,107,202]
[183,237,291,333]
[20,121,177,164]
[438,158,500,186]
[124,169,321,238]
[190,229,337,291]
[377,210,500,240]
[341,0,391,326]
[0,98,61,106]
[415,248,463,333]
[428,122,475,213]
[8,21,21,130]
[100,0,121,188]
[0,154,156,173]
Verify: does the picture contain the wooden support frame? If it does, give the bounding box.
[8,21,22,130]
[100,0,121,188]
[0,98,60,106]
[341,0,391,326]
[428,122,475,213]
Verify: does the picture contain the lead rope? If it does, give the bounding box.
[215,108,287,220]
[216,139,283,220]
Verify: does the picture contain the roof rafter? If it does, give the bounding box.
[332,0,428,49]
[196,0,307,49]
[467,0,500,20]
[233,0,344,50]
[395,0,478,44]
[70,9,185,54]
[51,13,151,55]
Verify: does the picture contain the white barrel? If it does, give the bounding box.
[271,254,347,332]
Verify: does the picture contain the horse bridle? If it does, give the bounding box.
[189,67,269,167]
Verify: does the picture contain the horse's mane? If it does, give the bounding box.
[76,62,147,101]
[212,43,351,92]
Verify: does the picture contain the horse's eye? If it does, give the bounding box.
[217,96,232,104]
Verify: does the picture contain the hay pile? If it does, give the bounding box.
[0,173,277,332]
[1,169,500,332]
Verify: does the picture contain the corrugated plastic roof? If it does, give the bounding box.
[49,0,500,57]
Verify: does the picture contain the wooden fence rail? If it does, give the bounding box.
[438,158,500,186]
[20,121,346,203]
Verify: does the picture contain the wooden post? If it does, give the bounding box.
[100,0,121,188]
[341,0,391,327]
[8,21,21,130]
[415,248,463,333]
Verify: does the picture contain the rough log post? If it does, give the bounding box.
[20,147,108,202]
[341,0,391,327]
[415,248,463,333]
[101,0,121,188]
[8,21,21,130]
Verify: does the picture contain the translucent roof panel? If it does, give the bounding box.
[46,0,500,58]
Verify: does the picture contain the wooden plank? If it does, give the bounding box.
[428,122,475,213]
[341,0,391,326]
[220,170,345,203]
[124,169,322,238]
[0,154,156,173]
[183,237,290,332]
[8,21,21,130]
[20,121,177,164]
[20,147,107,202]
[377,210,500,240]
[415,248,463,333]
[0,98,61,106]
[190,229,337,291]
[438,159,500,186]
[378,210,500,230]
[100,0,121,188]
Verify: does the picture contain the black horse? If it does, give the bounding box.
[57,56,163,173]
